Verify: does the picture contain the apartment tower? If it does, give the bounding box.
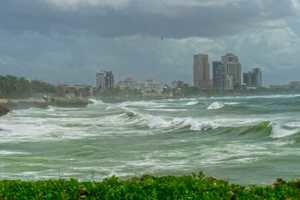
[193,54,211,90]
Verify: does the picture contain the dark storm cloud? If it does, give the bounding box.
[0,0,300,85]
[0,0,297,38]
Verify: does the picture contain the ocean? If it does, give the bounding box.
[1,94,300,184]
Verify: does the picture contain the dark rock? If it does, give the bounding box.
[126,112,136,118]
[273,178,286,187]
[0,105,9,116]
[48,97,89,107]
[8,99,48,110]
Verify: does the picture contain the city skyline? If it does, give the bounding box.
[98,51,263,92]
[98,52,257,89]
[0,50,276,90]
[193,52,264,91]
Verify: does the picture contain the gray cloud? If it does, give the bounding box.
[0,0,298,38]
[0,0,300,85]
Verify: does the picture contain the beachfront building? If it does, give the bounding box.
[289,81,300,90]
[253,68,263,88]
[141,80,164,96]
[117,78,139,90]
[96,73,105,90]
[171,80,186,89]
[96,71,114,90]
[212,61,225,91]
[243,68,263,88]
[57,84,94,98]
[117,78,164,97]
[222,53,242,90]
[193,54,211,90]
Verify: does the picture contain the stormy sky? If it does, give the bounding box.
[0,0,300,85]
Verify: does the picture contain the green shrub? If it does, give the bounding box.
[0,174,300,199]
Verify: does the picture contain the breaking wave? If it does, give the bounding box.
[185,101,199,106]
[3,94,300,181]
[270,122,300,138]
[110,109,268,134]
[100,109,300,140]
[88,99,105,105]
[207,102,225,110]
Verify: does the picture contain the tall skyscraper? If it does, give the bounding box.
[104,71,114,89]
[253,68,262,88]
[222,53,242,90]
[193,54,211,90]
[96,71,114,90]
[212,61,225,90]
[243,72,251,87]
[96,72,105,90]
[243,68,263,88]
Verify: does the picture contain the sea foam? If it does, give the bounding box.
[207,102,225,110]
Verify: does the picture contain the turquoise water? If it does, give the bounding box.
[1,94,300,184]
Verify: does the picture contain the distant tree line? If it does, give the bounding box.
[0,75,56,98]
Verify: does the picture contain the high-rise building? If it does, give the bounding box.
[212,61,225,90]
[193,54,211,90]
[222,53,242,90]
[96,71,114,90]
[243,72,251,87]
[253,68,262,88]
[96,72,105,90]
[225,75,234,91]
[289,81,300,90]
[243,68,263,88]
[104,71,114,89]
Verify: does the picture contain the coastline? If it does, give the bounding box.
[98,91,300,103]
[0,97,90,117]
[2,91,300,114]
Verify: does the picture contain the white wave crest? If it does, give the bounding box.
[125,112,263,132]
[271,123,300,138]
[0,150,31,155]
[118,101,159,108]
[112,112,217,131]
[224,102,240,105]
[185,101,199,106]
[145,108,187,112]
[47,106,56,112]
[89,98,104,105]
[207,102,224,110]
[283,121,300,129]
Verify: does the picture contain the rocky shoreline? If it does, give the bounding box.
[0,97,90,117]
[0,104,9,117]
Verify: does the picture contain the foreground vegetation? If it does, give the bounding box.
[1,173,300,200]
[0,75,56,98]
